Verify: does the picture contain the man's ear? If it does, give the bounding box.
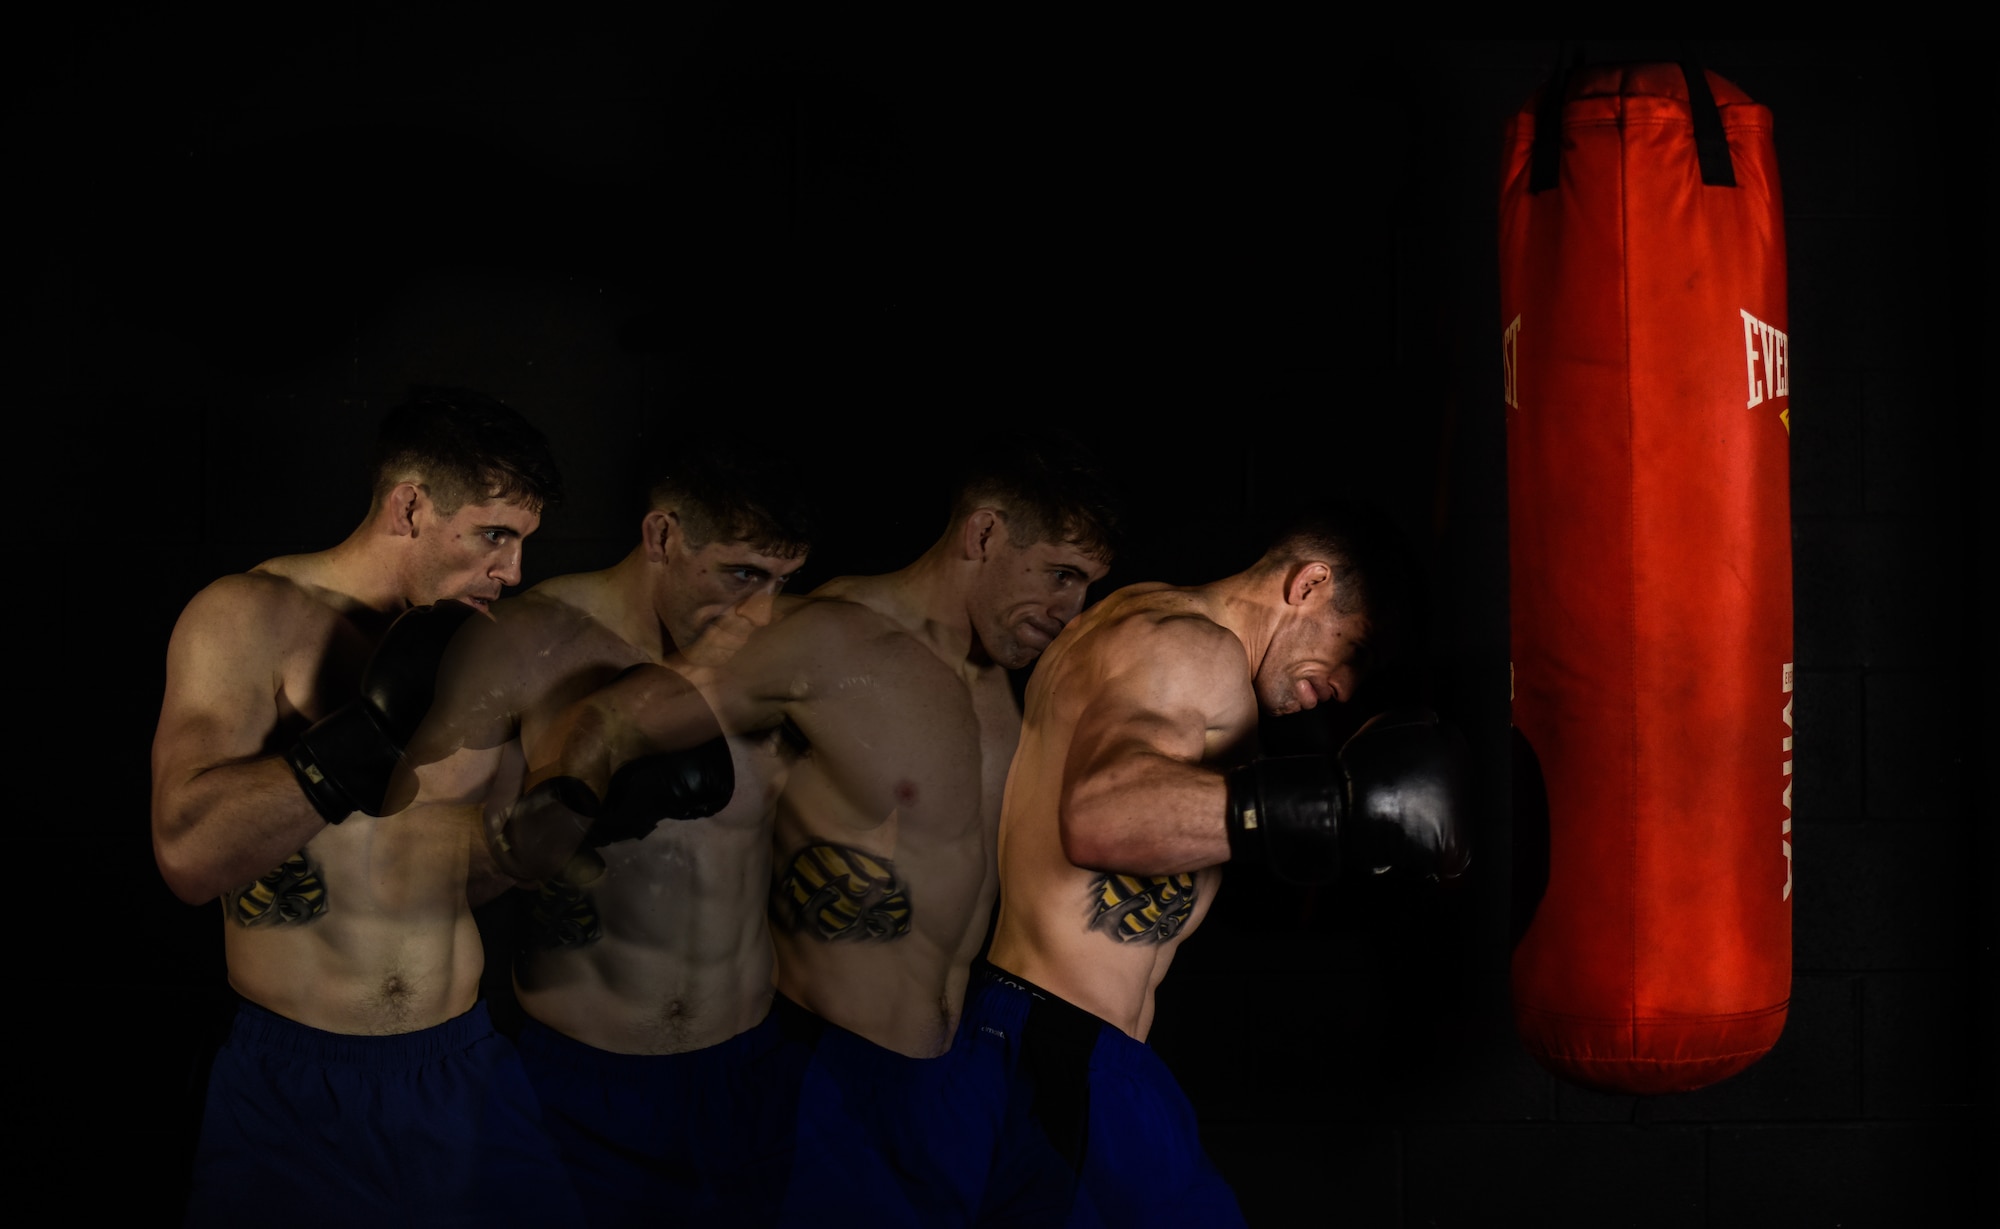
[1284,560,1332,607]
[386,482,425,539]
[642,510,679,562]
[961,508,1001,561]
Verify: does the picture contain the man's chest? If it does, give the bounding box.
[780,665,1012,830]
[272,614,376,733]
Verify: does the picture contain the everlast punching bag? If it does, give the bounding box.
[1502,61,1793,1094]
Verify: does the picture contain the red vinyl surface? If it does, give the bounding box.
[1502,64,1794,1094]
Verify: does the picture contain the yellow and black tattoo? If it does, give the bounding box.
[772,843,912,941]
[230,852,328,927]
[1087,872,1197,944]
[525,879,603,950]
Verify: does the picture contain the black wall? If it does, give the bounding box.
[20,24,1987,1225]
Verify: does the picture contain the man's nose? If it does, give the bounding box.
[736,589,779,628]
[1330,664,1360,705]
[492,543,524,588]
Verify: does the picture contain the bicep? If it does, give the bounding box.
[1062,647,1225,790]
[1051,628,1243,865]
[698,609,843,735]
[152,598,284,797]
[1063,696,1210,794]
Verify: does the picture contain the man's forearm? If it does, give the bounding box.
[488,779,600,884]
[467,836,525,906]
[1060,750,1232,876]
[153,756,329,905]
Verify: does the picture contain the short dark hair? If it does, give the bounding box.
[647,436,818,558]
[1261,500,1415,657]
[947,433,1122,562]
[371,387,565,515]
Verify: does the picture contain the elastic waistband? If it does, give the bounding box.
[970,960,1114,1041]
[974,960,1058,1002]
[975,960,1112,1019]
[226,998,494,1070]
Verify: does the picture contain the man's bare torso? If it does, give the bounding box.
[741,579,1020,1058]
[203,560,485,1035]
[488,575,791,1055]
[987,584,1259,1039]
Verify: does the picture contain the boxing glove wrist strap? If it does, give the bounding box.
[288,741,361,825]
[1224,756,1344,885]
[288,704,405,824]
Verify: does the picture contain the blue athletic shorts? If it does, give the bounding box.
[967,964,1246,1229]
[515,1007,813,1228]
[774,992,1011,1229]
[184,998,583,1228]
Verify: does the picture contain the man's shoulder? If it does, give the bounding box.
[728,592,941,691]
[1093,585,1234,648]
[469,584,639,689]
[495,581,600,638]
[763,590,905,645]
[520,567,607,611]
[165,568,358,682]
[1067,586,1245,687]
[180,567,339,632]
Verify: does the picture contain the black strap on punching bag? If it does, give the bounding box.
[1680,49,1738,187]
[1529,42,1736,193]
[1528,42,1578,195]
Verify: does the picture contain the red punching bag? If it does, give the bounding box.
[1502,61,1793,1094]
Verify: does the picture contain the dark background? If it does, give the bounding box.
[15,20,1988,1226]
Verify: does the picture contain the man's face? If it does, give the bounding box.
[410,495,542,611]
[1255,604,1372,716]
[968,525,1110,670]
[654,534,808,652]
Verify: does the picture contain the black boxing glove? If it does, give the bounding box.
[495,665,737,878]
[583,738,736,848]
[501,736,735,857]
[1225,708,1471,886]
[287,601,480,823]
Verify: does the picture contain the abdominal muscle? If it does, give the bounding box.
[514,814,777,1055]
[221,804,486,1036]
[768,780,984,1060]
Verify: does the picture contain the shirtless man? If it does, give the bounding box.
[510,439,1119,1227]
[976,505,1470,1226]
[149,389,579,1225]
[410,442,816,1228]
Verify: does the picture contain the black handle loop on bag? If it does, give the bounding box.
[1529,42,1736,194]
